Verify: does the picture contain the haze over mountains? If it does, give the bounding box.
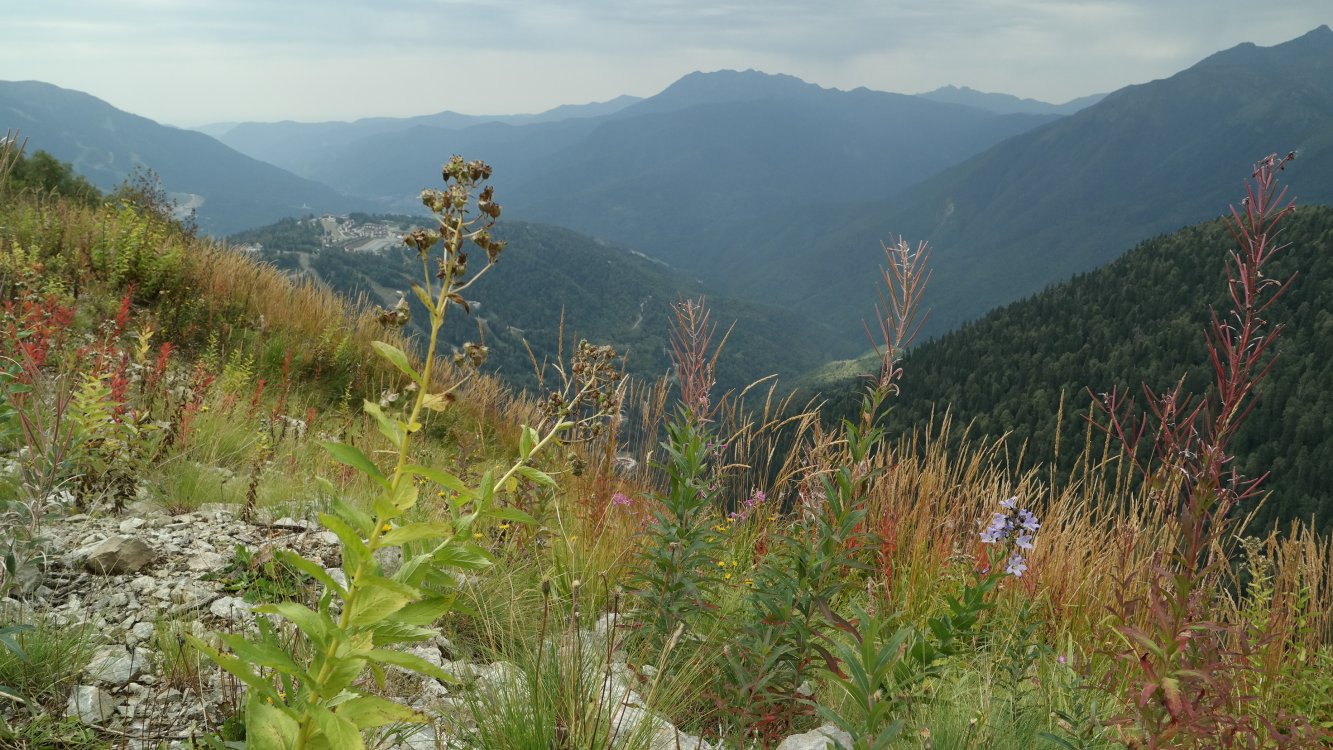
[0,81,370,235]
[3,26,1332,368]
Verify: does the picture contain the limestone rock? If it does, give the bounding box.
[776,725,853,750]
[66,684,117,725]
[80,535,157,575]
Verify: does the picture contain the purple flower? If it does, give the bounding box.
[612,492,633,507]
[1004,553,1028,577]
[999,496,1018,511]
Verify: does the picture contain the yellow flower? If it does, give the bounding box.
[724,573,733,581]
[381,523,393,533]
[472,532,484,540]
[498,523,511,530]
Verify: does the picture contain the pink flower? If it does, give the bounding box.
[612,492,633,507]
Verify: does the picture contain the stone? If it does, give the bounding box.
[66,684,117,725]
[186,550,227,572]
[209,595,254,622]
[776,725,853,750]
[85,645,150,685]
[80,535,157,575]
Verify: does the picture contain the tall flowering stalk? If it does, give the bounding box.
[1096,153,1320,747]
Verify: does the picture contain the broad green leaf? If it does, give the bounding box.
[335,695,425,730]
[189,637,275,697]
[331,498,374,536]
[319,513,370,572]
[370,620,437,646]
[310,704,365,750]
[254,602,330,644]
[514,464,557,488]
[431,540,493,571]
[363,401,405,449]
[488,507,538,525]
[277,551,346,597]
[380,522,453,547]
[387,596,456,627]
[365,648,453,683]
[346,576,420,627]
[217,634,305,677]
[321,442,387,488]
[371,341,422,387]
[245,694,300,750]
[404,464,473,496]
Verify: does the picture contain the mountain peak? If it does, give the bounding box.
[623,69,828,115]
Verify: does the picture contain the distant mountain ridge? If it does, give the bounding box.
[211,94,643,176]
[0,80,369,234]
[700,25,1333,343]
[916,85,1104,115]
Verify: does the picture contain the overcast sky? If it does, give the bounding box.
[3,1,1328,126]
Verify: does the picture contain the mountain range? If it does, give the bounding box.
[4,26,1333,374]
[0,81,370,234]
[697,25,1333,340]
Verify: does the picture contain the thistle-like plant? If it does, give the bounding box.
[192,157,580,750]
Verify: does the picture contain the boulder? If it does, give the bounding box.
[80,535,157,575]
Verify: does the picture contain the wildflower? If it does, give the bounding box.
[979,496,1040,577]
[381,523,393,533]
[612,492,632,507]
[497,523,510,530]
[472,532,483,540]
[1004,553,1028,577]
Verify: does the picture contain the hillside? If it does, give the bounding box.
[0,80,370,234]
[915,85,1104,115]
[816,205,1333,531]
[232,215,847,392]
[704,26,1333,341]
[4,124,1332,750]
[214,70,1058,262]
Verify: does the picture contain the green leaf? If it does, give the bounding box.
[431,540,492,571]
[514,464,557,488]
[245,694,300,750]
[335,695,425,730]
[410,284,434,312]
[372,341,422,387]
[319,513,370,573]
[363,401,405,449]
[371,620,438,646]
[365,648,455,683]
[217,633,306,677]
[190,637,276,698]
[321,441,388,488]
[346,576,420,627]
[380,522,454,547]
[487,506,538,525]
[404,464,474,497]
[331,498,374,537]
[277,551,346,597]
[518,426,536,459]
[254,602,330,645]
[388,596,456,626]
[310,704,365,750]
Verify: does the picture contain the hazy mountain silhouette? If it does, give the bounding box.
[0,80,368,234]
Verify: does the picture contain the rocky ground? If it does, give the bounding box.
[3,503,851,750]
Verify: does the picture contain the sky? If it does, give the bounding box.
[3,1,1329,126]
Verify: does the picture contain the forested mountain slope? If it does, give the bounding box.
[822,205,1333,531]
